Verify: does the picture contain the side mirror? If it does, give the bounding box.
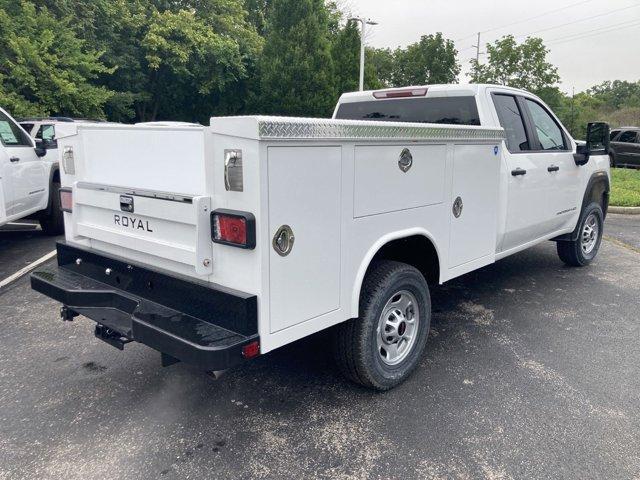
[35,145,47,157]
[574,122,610,166]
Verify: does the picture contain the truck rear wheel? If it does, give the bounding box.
[557,202,604,267]
[39,180,64,235]
[332,261,431,391]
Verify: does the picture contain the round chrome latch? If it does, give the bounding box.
[452,196,463,218]
[273,225,295,257]
[398,148,413,173]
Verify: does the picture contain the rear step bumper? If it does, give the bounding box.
[30,242,259,371]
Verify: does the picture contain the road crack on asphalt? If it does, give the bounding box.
[604,235,640,254]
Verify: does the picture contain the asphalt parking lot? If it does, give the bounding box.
[0,218,639,480]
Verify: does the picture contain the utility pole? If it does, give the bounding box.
[570,87,575,134]
[472,32,485,65]
[471,32,484,83]
[348,17,379,91]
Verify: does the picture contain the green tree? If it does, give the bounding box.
[588,80,640,110]
[331,21,360,95]
[393,33,460,86]
[470,35,560,93]
[258,0,336,117]
[141,9,248,120]
[366,47,394,88]
[0,0,114,118]
[34,0,262,122]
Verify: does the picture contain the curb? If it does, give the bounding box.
[609,206,640,215]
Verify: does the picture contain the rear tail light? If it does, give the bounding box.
[373,88,428,99]
[59,188,73,213]
[242,341,260,359]
[211,209,256,249]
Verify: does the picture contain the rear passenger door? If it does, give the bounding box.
[491,93,551,252]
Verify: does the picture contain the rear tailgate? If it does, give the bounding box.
[64,125,213,276]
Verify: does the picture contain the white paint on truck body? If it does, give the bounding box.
[56,84,609,354]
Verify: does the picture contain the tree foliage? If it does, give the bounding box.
[0,0,114,118]
[258,0,336,117]
[0,1,636,131]
[470,35,560,93]
[392,33,460,86]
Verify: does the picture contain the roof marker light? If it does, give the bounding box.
[373,88,428,99]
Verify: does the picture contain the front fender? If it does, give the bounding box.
[555,169,609,242]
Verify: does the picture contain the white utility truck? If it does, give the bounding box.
[0,107,64,234]
[31,85,611,390]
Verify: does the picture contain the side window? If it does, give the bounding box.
[0,110,32,147]
[610,130,621,141]
[525,99,567,151]
[618,131,638,143]
[36,124,56,142]
[492,94,530,152]
[20,123,35,135]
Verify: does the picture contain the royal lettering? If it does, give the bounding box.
[114,214,153,232]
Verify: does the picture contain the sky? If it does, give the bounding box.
[346,0,640,93]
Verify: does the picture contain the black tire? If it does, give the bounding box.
[609,153,616,168]
[557,202,604,267]
[331,260,431,391]
[39,181,64,235]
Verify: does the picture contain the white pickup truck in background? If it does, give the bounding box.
[31,84,611,390]
[0,107,64,234]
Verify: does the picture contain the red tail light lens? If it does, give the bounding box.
[59,188,73,213]
[242,341,260,359]
[212,209,256,249]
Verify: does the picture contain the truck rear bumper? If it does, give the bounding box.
[30,242,259,371]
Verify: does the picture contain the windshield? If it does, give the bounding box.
[334,96,480,125]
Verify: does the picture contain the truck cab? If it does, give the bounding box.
[334,84,610,259]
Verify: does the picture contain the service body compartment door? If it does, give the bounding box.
[448,144,500,268]
[268,146,342,333]
[353,144,446,218]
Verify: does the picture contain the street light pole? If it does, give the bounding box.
[348,17,378,91]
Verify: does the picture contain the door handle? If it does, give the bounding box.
[511,168,527,176]
[547,165,560,172]
[9,157,20,163]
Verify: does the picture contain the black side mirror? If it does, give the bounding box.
[574,144,589,166]
[574,122,610,166]
[34,140,47,157]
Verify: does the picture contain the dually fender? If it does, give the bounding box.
[350,227,442,317]
[555,169,610,242]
